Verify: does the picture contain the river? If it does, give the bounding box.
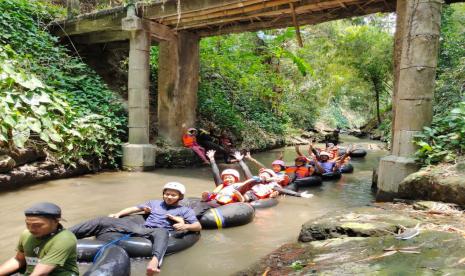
[0,137,386,275]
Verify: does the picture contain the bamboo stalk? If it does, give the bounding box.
[155,0,275,21]
[197,0,392,37]
[290,3,303,47]
[174,0,368,30]
[161,0,299,25]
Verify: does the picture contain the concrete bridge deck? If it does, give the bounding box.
[53,0,398,42]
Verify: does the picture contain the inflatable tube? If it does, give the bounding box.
[83,245,130,276]
[250,198,279,209]
[321,171,342,180]
[293,176,323,189]
[350,149,367,158]
[180,197,213,218]
[76,231,200,262]
[339,148,367,158]
[285,183,298,191]
[199,202,255,229]
[340,163,354,174]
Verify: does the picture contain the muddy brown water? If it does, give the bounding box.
[0,136,386,275]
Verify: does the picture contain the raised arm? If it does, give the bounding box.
[336,145,353,168]
[244,152,266,170]
[312,154,324,174]
[206,150,222,186]
[273,185,313,198]
[309,141,320,160]
[295,145,304,157]
[234,151,253,179]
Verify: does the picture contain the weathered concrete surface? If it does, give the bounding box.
[398,163,465,207]
[121,13,156,171]
[237,202,465,276]
[377,0,442,199]
[376,155,420,201]
[122,143,156,171]
[158,31,200,146]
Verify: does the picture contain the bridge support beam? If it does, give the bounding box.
[121,15,156,170]
[158,32,200,146]
[377,0,443,200]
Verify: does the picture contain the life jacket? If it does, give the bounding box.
[182,134,196,147]
[286,166,311,179]
[210,184,240,205]
[251,183,275,199]
[276,171,290,186]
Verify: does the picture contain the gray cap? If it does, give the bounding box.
[24,202,62,218]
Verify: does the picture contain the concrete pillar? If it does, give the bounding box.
[158,31,200,146]
[377,0,443,200]
[121,14,156,170]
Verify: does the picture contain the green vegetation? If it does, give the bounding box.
[0,0,126,168]
[415,4,465,165]
[195,18,393,147]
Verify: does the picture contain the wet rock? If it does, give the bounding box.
[298,206,420,242]
[0,155,16,173]
[0,161,92,191]
[9,148,46,167]
[398,163,465,207]
[237,202,465,275]
[155,146,202,168]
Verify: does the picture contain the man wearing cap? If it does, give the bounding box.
[0,202,78,276]
[69,182,201,276]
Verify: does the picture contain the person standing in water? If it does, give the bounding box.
[0,202,78,276]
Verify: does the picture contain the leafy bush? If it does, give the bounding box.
[415,102,465,165]
[0,0,126,168]
[415,4,465,165]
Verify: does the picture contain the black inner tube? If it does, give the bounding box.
[250,198,279,209]
[83,245,130,276]
[340,163,354,174]
[199,202,255,229]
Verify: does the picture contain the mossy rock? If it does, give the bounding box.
[298,206,420,242]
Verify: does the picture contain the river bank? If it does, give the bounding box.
[0,129,350,189]
[237,200,465,275]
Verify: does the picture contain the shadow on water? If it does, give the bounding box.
[0,138,387,275]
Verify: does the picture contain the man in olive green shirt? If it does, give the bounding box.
[0,202,78,276]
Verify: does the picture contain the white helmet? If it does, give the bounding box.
[221,169,240,182]
[163,182,186,195]
[259,168,277,178]
[320,151,331,157]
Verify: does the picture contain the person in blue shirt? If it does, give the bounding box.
[69,182,201,276]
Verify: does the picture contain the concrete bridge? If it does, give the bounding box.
[52,0,462,200]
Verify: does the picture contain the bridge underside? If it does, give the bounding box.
[51,0,460,200]
[54,0,397,40]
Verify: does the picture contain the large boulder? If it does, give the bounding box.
[398,163,465,207]
[236,202,465,276]
[298,206,420,242]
